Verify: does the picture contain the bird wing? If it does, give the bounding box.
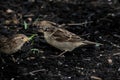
[51,28,85,42]
[0,35,17,48]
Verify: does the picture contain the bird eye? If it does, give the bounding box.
[43,27,49,31]
[21,37,24,39]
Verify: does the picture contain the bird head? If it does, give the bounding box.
[33,20,57,33]
[12,34,29,42]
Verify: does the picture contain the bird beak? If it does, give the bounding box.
[23,38,29,42]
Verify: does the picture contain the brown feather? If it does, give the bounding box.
[51,28,85,42]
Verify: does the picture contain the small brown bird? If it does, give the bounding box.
[0,34,29,54]
[33,20,102,57]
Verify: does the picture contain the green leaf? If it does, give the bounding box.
[31,48,40,54]
[28,34,37,41]
[24,21,28,29]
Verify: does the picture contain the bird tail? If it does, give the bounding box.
[83,40,103,46]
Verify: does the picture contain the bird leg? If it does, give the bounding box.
[0,54,5,63]
[57,50,68,57]
[11,55,17,62]
[51,50,68,58]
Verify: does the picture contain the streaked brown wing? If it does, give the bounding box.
[52,28,85,42]
[0,35,17,48]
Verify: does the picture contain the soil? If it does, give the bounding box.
[0,0,120,80]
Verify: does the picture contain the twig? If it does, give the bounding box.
[113,34,120,39]
[58,21,93,28]
[91,76,102,80]
[29,69,46,75]
[66,21,93,26]
[113,52,120,56]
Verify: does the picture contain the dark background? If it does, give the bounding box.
[0,0,120,80]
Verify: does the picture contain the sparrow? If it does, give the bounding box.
[0,34,29,54]
[33,20,102,57]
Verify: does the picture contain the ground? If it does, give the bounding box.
[0,0,120,80]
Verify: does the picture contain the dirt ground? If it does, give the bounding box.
[0,0,120,80]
